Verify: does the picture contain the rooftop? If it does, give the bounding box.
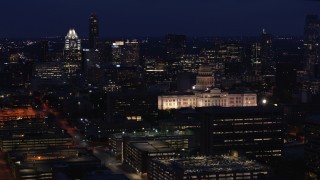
[153,156,269,174]
[131,141,175,153]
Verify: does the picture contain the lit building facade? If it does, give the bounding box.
[63,29,82,77]
[109,131,192,158]
[34,61,64,80]
[123,40,140,67]
[200,106,284,161]
[158,88,257,110]
[123,140,176,173]
[149,156,269,180]
[0,133,73,152]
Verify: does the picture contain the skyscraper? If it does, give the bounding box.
[304,15,320,78]
[123,39,140,67]
[165,34,186,62]
[89,14,99,49]
[260,29,274,75]
[64,28,82,76]
[251,43,261,75]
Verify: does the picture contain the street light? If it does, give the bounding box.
[262,99,267,105]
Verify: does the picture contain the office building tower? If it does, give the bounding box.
[304,15,320,78]
[149,156,269,180]
[274,61,297,103]
[251,43,261,75]
[165,34,186,62]
[123,40,140,67]
[89,14,99,49]
[200,106,284,161]
[111,41,125,65]
[63,28,82,77]
[260,29,274,75]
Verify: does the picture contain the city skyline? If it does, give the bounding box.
[0,0,319,38]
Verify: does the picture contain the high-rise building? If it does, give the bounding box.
[200,106,284,161]
[123,40,140,67]
[89,14,99,49]
[250,43,261,75]
[304,15,320,78]
[260,29,274,75]
[165,34,186,62]
[111,41,125,65]
[63,29,82,77]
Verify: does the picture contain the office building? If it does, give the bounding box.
[34,61,64,80]
[165,34,186,62]
[123,140,175,173]
[63,28,82,77]
[200,106,284,160]
[89,14,99,49]
[251,42,262,75]
[0,133,73,152]
[304,15,320,78]
[123,40,140,67]
[109,131,193,158]
[260,29,274,75]
[149,156,269,180]
[8,148,101,180]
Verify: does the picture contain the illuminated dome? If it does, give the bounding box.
[194,63,214,91]
[198,63,213,76]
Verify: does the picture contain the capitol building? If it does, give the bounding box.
[158,64,257,110]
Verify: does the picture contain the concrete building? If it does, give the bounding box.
[123,140,175,173]
[148,156,269,180]
[109,131,193,158]
[63,28,82,77]
[8,148,101,180]
[158,88,257,110]
[200,106,284,161]
[0,133,73,152]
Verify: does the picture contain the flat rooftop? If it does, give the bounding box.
[153,156,269,174]
[131,141,175,153]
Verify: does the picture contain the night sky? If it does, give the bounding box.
[0,0,319,38]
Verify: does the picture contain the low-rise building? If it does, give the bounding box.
[149,156,269,180]
[158,88,257,110]
[123,140,176,173]
[0,133,73,152]
[109,131,193,158]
